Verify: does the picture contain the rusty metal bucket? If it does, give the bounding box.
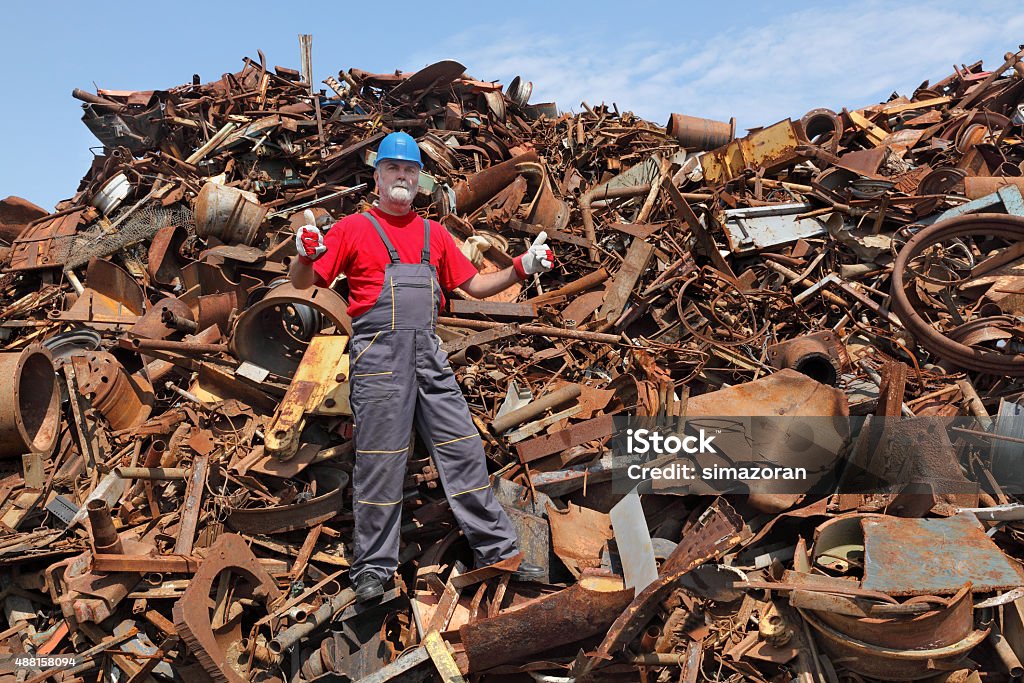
[194,182,268,246]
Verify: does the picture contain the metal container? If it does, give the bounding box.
[666,113,735,151]
[194,182,268,246]
[90,172,132,216]
[0,345,61,458]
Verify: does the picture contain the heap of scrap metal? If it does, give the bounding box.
[3,39,1024,682]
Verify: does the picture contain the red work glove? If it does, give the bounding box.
[294,209,327,263]
[512,231,555,279]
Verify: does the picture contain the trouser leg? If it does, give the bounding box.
[350,331,416,582]
[414,332,519,566]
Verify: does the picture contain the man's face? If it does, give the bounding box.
[374,159,420,207]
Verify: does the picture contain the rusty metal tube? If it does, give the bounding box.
[87,500,123,555]
[666,113,735,151]
[268,588,356,654]
[454,151,539,215]
[530,268,610,304]
[436,316,620,344]
[113,467,188,480]
[137,325,222,384]
[990,623,1023,678]
[492,385,582,434]
[160,308,199,333]
[0,345,60,459]
[449,345,483,366]
[125,338,229,355]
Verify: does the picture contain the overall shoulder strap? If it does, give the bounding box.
[421,218,431,264]
[361,212,400,264]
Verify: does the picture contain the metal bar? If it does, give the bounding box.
[173,454,209,556]
[436,317,620,344]
[515,414,616,463]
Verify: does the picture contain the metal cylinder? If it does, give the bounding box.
[449,345,483,367]
[771,335,841,386]
[113,467,188,480]
[127,338,229,355]
[800,108,844,151]
[194,182,268,246]
[0,345,60,458]
[666,113,735,151]
[87,500,123,555]
[491,384,582,434]
[268,589,356,654]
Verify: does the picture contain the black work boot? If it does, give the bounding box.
[353,573,385,602]
[513,561,545,581]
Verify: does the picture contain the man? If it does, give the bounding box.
[289,131,554,601]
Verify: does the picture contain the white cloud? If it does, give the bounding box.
[410,1,1024,133]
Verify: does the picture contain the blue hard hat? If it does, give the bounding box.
[375,132,422,168]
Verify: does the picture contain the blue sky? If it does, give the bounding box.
[1,0,1021,211]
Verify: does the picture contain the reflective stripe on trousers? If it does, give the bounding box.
[349,212,518,583]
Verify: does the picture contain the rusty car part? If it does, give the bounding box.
[230,282,351,376]
[265,335,350,459]
[72,351,151,430]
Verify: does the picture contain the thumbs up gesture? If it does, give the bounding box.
[295,209,327,262]
[513,231,556,279]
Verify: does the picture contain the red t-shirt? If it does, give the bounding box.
[313,206,478,318]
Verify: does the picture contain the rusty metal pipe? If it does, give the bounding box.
[449,344,483,366]
[71,88,123,110]
[137,325,222,385]
[492,385,582,434]
[268,588,356,654]
[990,622,1023,678]
[0,345,60,459]
[113,467,188,480]
[436,317,620,344]
[530,268,610,304]
[160,308,198,333]
[87,500,123,555]
[124,338,229,355]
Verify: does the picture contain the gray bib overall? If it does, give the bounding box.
[348,212,518,582]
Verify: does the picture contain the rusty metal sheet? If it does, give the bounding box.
[700,118,806,185]
[861,513,1024,595]
[515,414,615,463]
[7,209,87,271]
[547,502,613,578]
[598,237,654,323]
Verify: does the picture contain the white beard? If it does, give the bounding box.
[386,184,414,204]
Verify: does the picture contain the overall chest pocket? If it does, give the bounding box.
[349,332,396,402]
